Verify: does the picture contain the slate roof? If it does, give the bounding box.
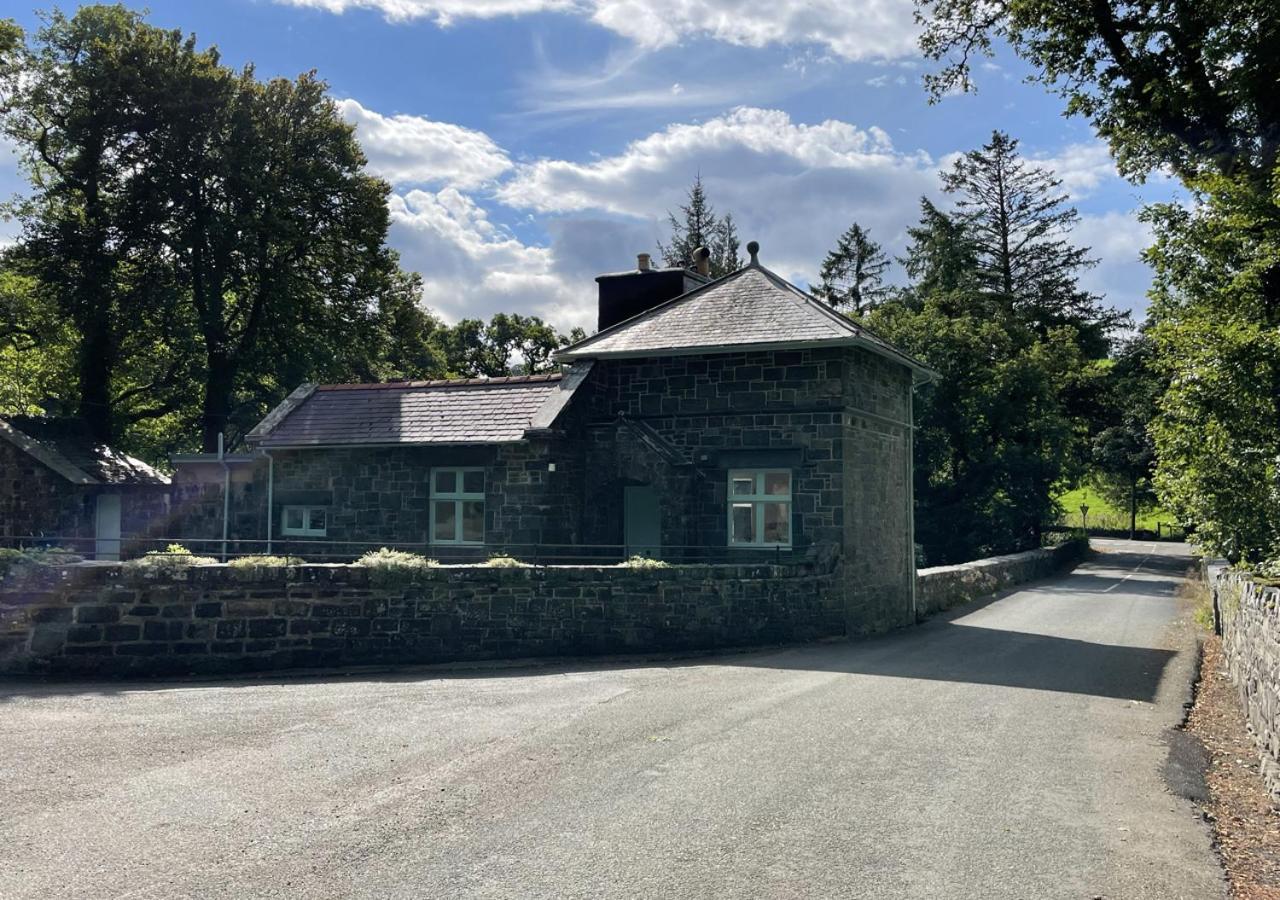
[0,417,169,486]
[555,259,934,379]
[249,372,580,448]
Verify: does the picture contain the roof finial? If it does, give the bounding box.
[747,240,760,265]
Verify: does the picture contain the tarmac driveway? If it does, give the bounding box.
[0,540,1224,898]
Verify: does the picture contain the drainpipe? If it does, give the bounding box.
[265,450,275,555]
[218,433,230,562]
[907,387,917,621]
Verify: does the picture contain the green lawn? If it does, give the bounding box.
[1055,485,1174,533]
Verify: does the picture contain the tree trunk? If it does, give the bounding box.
[1129,474,1137,540]
[200,351,235,453]
[76,310,114,444]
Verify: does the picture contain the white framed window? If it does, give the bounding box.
[281,505,327,537]
[431,467,485,544]
[727,469,792,548]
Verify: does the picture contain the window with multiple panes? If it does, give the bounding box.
[431,467,485,544]
[280,505,327,537]
[727,470,792,547]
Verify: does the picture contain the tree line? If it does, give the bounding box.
[0,6,580,460]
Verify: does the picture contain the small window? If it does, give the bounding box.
[727,470,792,548]
[431,467,485,544]
[281,505,327,537]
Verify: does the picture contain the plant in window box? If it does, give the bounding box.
[355,548,439,587]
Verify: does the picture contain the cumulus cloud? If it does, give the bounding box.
[348,102,1151,331]
[387,188,595,329]
[498,106,937,284]
[1035,141,1120,199]
[278,0,919,61]
[1074,210,1154,319]
[337,99,511,189]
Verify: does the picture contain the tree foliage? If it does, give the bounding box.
[941,130,1123,354]
[0,6,582,461]
[864,135,1113,564]
[1088,334,1162,537]
[814,222,890,313]
[915,0,1280,187]
[1144,195,1280,562]
[914,0,1280,559]
[658,175,743,277]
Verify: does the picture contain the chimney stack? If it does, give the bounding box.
[595,251,709,331]
[694,246,711,277]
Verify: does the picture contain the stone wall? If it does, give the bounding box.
[0,558,843,676]
[915,540,1090,618]
[0,437,93,541]
[1211,568,1280,803]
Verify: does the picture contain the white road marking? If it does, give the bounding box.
[1100,543,1156,593]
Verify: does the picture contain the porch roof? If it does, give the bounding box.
[247,365,592,449]
[0,417,169,486]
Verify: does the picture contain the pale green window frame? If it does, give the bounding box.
[281,505,327,538]
[727,469,792,548]
[430,467,486,545]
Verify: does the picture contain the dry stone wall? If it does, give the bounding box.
[1212,568,1280,803]
[915,540,1089,618]
[0,559,842,676]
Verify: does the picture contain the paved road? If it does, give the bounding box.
[1,541,1224,899]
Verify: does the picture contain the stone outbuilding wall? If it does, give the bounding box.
[1211,567,1280,803]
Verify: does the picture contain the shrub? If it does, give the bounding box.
[226,555,303,581]
[228,555,302,569]
[483,555,526,568]
[622,555,670,570]
[0,547,85,580]
[123,544,218,576]
[355,548,438,586]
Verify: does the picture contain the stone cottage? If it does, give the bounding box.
[0,417,170,560]
[231,243,934,631]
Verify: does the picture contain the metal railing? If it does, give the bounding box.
[0,534,808,567]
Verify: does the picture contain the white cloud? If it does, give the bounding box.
[1035,141,1119,199]
[283,0,576,25]
[278,0,920,62]
[356,102,1153,332]
[1074,210,1154,318]
[497,107,937,285]
[337,99,511,188]
[387,188,594,329]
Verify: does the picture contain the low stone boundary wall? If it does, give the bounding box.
[0,560,842,676]
[916,540,1089,619]
[1210,568,1280,803]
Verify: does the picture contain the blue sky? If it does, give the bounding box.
[1,0,1179,331]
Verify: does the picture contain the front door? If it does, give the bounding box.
[623,485,661,559]
[94,493,122,561]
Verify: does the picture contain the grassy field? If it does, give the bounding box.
[1056,485,1175,533]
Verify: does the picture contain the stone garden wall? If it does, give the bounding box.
[0,558,843,676]
[915,539,1090,618]
[1211,568,1280,803]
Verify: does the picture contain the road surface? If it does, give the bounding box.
[0,540,1224,898]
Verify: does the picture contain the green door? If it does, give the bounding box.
[624,485,661,559]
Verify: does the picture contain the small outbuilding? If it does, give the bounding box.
[0,417,170,560]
